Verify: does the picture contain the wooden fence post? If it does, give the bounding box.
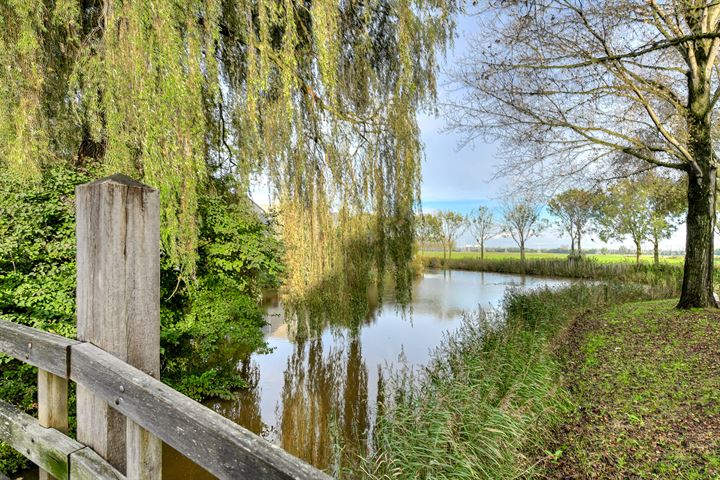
[38,369,68,480]
[76,174,162,478]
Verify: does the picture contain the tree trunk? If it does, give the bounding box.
[678,71,717,309]
[520,240,526,264]
[635,241,641,266]
[480,238,485,260]
[679,166,716,307]
[569,229,575,256]
[653,237,659,267]
[577,231,582,256]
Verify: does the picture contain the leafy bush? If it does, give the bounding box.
[0,166,283,472]
[160,193,283,399]
[0,166,85,334]
[0,166,88,472]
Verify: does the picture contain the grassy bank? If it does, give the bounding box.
[423,255,686,297]
[543,300,720,478]
[356,283,668,479]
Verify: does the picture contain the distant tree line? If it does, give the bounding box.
[416,171,686,267]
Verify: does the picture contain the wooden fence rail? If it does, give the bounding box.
[0,318,331,479]
[0,395,123,480]
[0,174,332,480]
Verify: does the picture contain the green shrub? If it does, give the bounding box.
[0,166,283,473]
[0,166,88,473]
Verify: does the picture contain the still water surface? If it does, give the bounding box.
[163,270,570,478]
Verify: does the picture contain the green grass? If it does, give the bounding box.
[544,301,720,479]
[420,250,686,265]
[354,283,672,479]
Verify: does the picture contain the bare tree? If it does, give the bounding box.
[467,206,498,259]
[438,211,466,261]
[548,189,601,257]
[502,198,547,264]
[416,213,442,255]
[447,1,720,307]
[597,180,655,266]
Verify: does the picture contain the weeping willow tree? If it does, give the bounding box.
[0,0,457,303]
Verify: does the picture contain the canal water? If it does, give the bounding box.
[163,270,570,478]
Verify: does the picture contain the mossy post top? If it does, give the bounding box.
[79,173,157,192]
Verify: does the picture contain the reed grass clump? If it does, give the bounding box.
[356,283,670,479]
[426,256,688,297]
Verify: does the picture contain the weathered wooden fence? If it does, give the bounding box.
[0,174,332,480]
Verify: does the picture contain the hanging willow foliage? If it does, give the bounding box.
[0,0,456,301]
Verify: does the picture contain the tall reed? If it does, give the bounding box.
[354,283,672,479]
[425,256,689,297]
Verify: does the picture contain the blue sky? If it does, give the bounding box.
[417,15,687,252]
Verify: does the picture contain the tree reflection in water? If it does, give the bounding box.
[208,358,265,435]
[162,271,574,478]
[279,334,369,472]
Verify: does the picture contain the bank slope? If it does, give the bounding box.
[546,300,720,479]
[358,284,664,479]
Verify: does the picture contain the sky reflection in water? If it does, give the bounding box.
[163,270,570,478]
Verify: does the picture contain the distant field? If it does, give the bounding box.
[419,250,686,266]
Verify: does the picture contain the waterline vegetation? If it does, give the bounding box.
[357,283,677,479]
[423,253,693,297]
